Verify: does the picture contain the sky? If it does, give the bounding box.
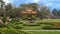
[2,0,60,11]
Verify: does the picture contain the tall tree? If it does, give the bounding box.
[27,3,38,11]
[37,5,50,19]
[19,3,38,11]
[5,3,14,18]
[57,10,60,16]
[52,9,58,16]
[13,8,22,18]
[19,3,27,11]
[0,0,5,17]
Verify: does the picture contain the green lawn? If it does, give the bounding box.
[29,31,60,34]
[36,19,60,22]
[23,26,42,30]
[22,19,60,30]
[23,25,50,30]
[1,19,60,34]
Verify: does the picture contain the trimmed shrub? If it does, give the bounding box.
[42,25,60,30]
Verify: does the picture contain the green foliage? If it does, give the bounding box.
[10,18,19,23]
[0,24,8,28]
[14,25,22,29]
[31,15,36,20]
[2,16,7,24]
[6,18,24,29]
[22,15,27,20]
[27,3,38,11]
[0,28,31,34]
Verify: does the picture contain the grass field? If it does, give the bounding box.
[23,26,42,30]
[29,31,60,34]
[22,23,48,30]
[23,19,60,34]
[36,19,60,22]
[20,19,60,23]
[1,19,60,34]
[22,19,60,30]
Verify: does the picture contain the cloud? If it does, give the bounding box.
[2,0,60,10]
[45,3,53,7]
[2,0,14,4]
[30,0,40,3]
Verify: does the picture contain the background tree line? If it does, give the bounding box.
[0,3,60,19]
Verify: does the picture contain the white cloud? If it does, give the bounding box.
[2,0,14,4]
[45,3,53,7]
[30,0,40,3]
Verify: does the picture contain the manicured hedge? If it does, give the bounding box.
[42,26,60,30]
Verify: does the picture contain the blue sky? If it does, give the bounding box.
[2,0,60,11]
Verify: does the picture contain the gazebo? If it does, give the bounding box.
[22,7,37,23]
[22,7,37,15]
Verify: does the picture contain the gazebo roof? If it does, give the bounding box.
[22,7,37,15]
[22,11,37,15]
